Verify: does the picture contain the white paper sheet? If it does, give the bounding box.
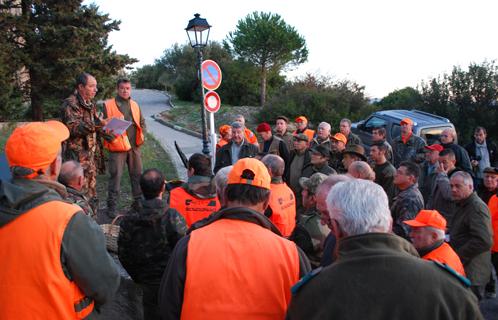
[103,118,132,135]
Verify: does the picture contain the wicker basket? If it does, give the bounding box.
[101,215,124,253]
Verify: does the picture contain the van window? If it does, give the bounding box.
[364,116,387,132]
[420,126,454,144]
[391,124,401,140]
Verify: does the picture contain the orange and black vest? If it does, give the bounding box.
[293,128,315,142]
[423,242,466,276]
[0,201,94,319]
[268,182,296,237]
[181,217,300,319]
[104,98,144,152]
[489,195,498,253]
[169,187,221,227]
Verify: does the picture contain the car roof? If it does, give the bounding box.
[372,109,452,127]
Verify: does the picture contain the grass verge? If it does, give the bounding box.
[161,99,260,133]
[96,132,178,211]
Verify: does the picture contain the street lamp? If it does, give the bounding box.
[186,13,211,155]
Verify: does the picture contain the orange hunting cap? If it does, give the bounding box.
[295,116,308,123]
[5,121,69,177]
[227,158,271,190]
[404,209,447,231]
[331,133,347,145]
[400,118,413,126]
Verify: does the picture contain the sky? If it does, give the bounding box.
[84,0,498,99]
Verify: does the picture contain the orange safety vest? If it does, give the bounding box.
[244,128,258,145]
[0,201,94,319]
[293,128,315,142]
[488,195,498,253]
[169,187,221,227]
[181,218,300,320]
[268,182,296,237]
[423,242,466,276]
[216,138,229,150]
[103,98,144,152]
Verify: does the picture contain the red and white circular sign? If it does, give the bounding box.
[204,91,221,113]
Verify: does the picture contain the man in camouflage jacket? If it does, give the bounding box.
[60,73,107,207]
[118,168,187,320]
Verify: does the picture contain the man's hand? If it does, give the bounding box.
[436,162,448,175]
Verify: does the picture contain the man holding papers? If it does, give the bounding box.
[103,78,146,217]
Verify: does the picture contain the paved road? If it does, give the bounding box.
[132,89,202,180]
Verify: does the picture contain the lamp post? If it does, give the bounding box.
[185,13,211,155]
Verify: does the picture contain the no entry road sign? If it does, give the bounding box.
[201,60,222,91]
[204,90,221,113]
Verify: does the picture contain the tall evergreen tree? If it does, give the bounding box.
[224,12,308,107]
[0,0,136,120]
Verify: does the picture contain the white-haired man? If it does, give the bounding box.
[287,179,482,320]
[310,122,332,150]
[449,171,493,300]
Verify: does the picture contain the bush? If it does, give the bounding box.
[255,74,373,130]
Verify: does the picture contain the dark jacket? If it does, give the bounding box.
[476,184,496,205]
[465,139,498,166]
[118,198,187,286]
[214,140,258,173]
[329,151,346,173]
[450,192,493,286]
[392,134,426,167]
[158,207,311,320]
[465,139,498,175]
[289,207,330,269]
[346,132,362,147]
[426,168,461,228]
[65,185,95,218]
[418,161,439,203]
[0,178,120,314]
[390,183,424,240]
[441,142,473,175]
[287,233,482,320]
[373,161,396,205]
[302,163,336,178]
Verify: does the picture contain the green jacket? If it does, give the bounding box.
[287,233,482,320]
[450,192,493,286]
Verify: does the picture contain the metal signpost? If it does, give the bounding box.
[201,60,222,164]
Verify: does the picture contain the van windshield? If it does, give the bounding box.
[420,126,454,144]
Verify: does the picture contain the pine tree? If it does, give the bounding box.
[0,0,136,120]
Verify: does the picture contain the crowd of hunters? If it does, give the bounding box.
[1,72,497,319]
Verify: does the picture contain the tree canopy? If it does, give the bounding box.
[224,11,308,107]
[419,61,498,143]
[0,0,136,120]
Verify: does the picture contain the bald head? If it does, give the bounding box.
[261,154,285,178]
[58,160,84,190]
[348,161,375,181]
